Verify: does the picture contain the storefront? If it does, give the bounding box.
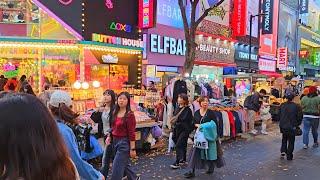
[234,43,259,71]
[298,25,320,77]
[193,35,236,81]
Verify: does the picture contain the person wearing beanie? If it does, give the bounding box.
[49,90,105,180]
[301,86,320,149]
[279,92,302,160]
[300,87,309,100]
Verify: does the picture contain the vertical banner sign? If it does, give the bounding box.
[277,47,288,70]
[262,0,274,34]
[232,0,247,37]
[139,0,156,29]
[299,0,309,14]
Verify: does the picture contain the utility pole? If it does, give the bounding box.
[248,13,266,72]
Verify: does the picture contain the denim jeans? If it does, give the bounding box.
[303,117,320,145]
[111,138,137,180]
[101,144,112,178]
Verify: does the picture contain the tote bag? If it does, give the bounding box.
[193,128,208,149]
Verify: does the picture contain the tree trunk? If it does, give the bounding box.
[183,30,196,75]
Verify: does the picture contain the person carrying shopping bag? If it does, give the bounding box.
[184,96,224,178]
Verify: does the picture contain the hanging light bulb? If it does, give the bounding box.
[92,80,100,88]
[73,81,81,89]
[81,82,90,89]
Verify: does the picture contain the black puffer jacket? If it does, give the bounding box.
[279,101,303,133]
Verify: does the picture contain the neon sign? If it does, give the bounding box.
[105,0,113,9]
[58,0,73,5]
[92,33,143,48]
[138,0,155,29]
[109,22,132,33]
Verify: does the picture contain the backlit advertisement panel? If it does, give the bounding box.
[278,2,297,64]
[157,0,191,29]
[259,0,279,59]
[199,0,230,27]
[246,0,259,37]
[232,0,247,37]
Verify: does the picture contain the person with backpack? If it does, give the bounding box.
[244,89,267,135]
[279,92,302,160]
[49,90,104,180]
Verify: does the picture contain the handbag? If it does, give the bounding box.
[294,127,302,136]
[193,128,208,149]
[170,107,186,129]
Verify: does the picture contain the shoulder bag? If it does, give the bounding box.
[170,107,186,129]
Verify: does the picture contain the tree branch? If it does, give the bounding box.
[195,0,225,28]
[178,0,190,36]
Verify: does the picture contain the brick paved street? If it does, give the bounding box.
[132,123,320,180]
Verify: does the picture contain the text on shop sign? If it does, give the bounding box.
[150,34,186,56]
[277,47,288,70]
[197,44,231,55]
[92,33,143,48]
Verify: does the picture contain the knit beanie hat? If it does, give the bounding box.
[308,86,317,94]
[303,88,309,95]
[49,90,72,108]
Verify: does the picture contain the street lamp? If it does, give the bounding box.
[248,13,266,72]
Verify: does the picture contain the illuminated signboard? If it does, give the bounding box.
[150,34,186,56]
[232,0,247,37]
[259,58,276,72]
[105,0,113,9]
[92,33,143,48]
[33,0,82,39]
[138,0,156,29]
[157,0,191,29]
[109,22,132,33]
[277,47,288,70]
[262,0,274,34]
[59,0,73,5]
[84,0,139,40]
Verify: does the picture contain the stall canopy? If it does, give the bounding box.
[259,71,282,78]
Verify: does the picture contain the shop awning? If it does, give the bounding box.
[259,71,282,78]
[222,73,267,79]
[194,60,237,67]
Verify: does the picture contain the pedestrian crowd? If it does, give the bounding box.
[0,75,319,179]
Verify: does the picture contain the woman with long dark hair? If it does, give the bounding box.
[91,90,116,177]
[170,93,194,169]
[0,93,78,180]
[110,92,139,180]
[49,90,104,180]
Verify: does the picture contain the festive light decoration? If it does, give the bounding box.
[92,80,101,88]
[81,81,90,89]
[73,81,82,89]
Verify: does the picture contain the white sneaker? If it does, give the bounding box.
[250,130,258,135]
[303,144,308,149]
[261,131,268,135]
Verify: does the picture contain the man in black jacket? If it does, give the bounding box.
[244,89,267,134]
[279,92,302,160]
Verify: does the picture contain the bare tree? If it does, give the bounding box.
[178,0,225,75]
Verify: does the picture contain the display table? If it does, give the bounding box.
[135,120,158,151]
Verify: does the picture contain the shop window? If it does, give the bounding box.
[90,64,129,92]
